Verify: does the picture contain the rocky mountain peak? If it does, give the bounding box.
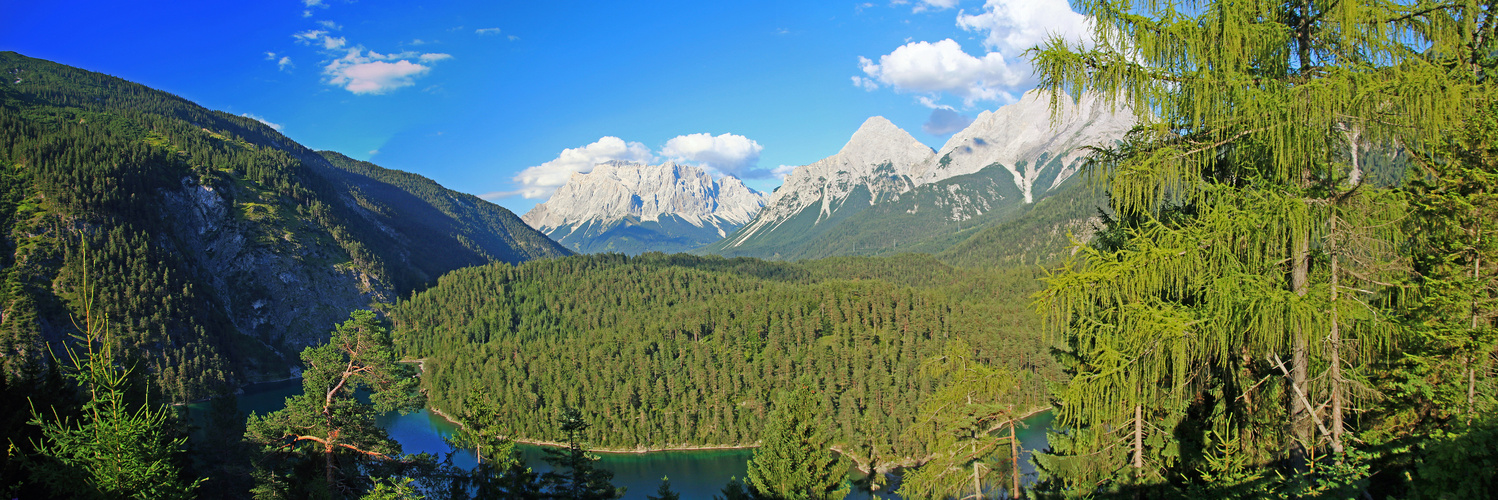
[521,162,766,253]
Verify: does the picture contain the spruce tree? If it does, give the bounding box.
[745,388,848,500]
[647,476,681,500]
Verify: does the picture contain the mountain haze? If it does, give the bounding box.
[522,161,765,254]
[703,91,1133,260]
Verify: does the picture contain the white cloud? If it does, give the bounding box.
[241,113,284,132]
[317,20,342,30]
[956,0,1092,56]
[326,55,431,94]
[772,164,799,181]
[294,30,451,94]
[858,39,1021,105]
[304,0,323,7]
[508,35,520,41]
[660,133,765,178]
[475,27,503,35]
[851,75,879,91]
[292,30,328,43]
[278,56,294,71]
[511,137,655,199]
[913,0,960,12]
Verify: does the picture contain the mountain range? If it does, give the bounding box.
[521,161,765,254]
[525,91,1132,261]
[703,90,1133,260]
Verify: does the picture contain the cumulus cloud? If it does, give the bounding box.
[278,56,294,71]
[858,39,1021,105]
[510,137,655,199]
[660,133,765,178]
[956,0,1093,56]
[475,27,503,35]
[241,113,284,132]
[418,53,452,63]
[923,108,974,135]
[851,75,879,91]
[316,20,342,30]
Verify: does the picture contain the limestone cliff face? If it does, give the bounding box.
[160,176,391,377]
[522,162,765,254]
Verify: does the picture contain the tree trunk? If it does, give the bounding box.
[325,441,337,493]
[973,440,983,500]
[1471,245,1482,425]
[1010,419,1020,499]
[1330,252,1345,455]
[1291,229,1313,459]
[1132,404,1143,473]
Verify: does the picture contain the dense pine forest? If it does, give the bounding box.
[393,253,1058,460]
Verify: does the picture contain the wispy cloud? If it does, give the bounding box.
[293,30,452,94]
[475,27,503,35]
[241,113,284,132]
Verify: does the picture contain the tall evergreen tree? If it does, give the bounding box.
[1028,0,1489,494]
[744,388,848,500]
[539,407,622,500]
[246,310,424,498]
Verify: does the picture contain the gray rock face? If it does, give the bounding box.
[522,162,765,253]
[160,176,392,375]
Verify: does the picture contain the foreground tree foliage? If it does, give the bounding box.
[1029,0,1495,496]
[246,310,423,498]
[24,277,199,499]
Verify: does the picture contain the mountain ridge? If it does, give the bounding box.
[522,161,765,254]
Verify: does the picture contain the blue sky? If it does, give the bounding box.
[2,0,1090,215]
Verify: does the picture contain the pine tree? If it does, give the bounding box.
[745,388,848,500]
[245,310,424,497]
[1028,0,1489,494]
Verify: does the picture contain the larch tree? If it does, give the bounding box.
[246,310,424,498]
[1028,0,1489,494]
[902,340,1024,500]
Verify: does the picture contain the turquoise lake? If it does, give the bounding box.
[233,378,1054,499]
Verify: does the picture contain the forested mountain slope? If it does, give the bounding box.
[0,51,567,401]
[393,253,1060,463]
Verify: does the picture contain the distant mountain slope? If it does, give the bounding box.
[703,92,1133,260]
[522,161,764,254]
[318,151,570,282]
[0,51,567,398]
